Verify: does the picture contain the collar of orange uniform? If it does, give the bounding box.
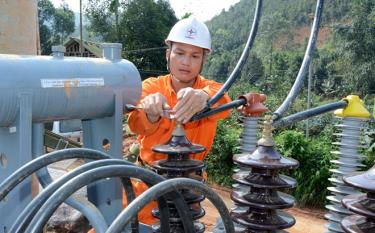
[165,74,204,96]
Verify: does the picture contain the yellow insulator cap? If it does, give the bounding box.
[334,95,370,118]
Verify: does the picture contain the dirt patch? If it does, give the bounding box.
[201,184,327,233]
[275,26,332,48]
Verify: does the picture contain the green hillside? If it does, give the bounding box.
[203,1,375,206]
[202,0,374,102]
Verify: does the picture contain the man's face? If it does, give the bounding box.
[167,42,204,83]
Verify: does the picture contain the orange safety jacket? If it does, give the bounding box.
[126,74,231,224]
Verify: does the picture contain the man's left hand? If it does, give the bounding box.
[173,87,209,123]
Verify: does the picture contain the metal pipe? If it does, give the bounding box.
[191,98,246,121]
[273,0,324,120]
[207,0,263,107]
[11,159,135,233]
[26,165,196,233]
[52,45,65,58]
[273,100,347,128]
[80,0,83,57]
[107,178,235,233]
[102,43,122,61]
[306,62,313,137]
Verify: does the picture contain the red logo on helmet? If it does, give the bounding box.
[185,27,197,39]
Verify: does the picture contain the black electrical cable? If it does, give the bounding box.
[273,100,347,128]
[11,159,135,233]
[26,165,196,233]
[0,148,132,233]
[273,0,324,120]
[0,148,111,201]
[32,149,121,232]
[107,178,235,233]
[191,98,246,121]
[207,0,263,107]
[121,175,140,233]
[34,166,109,233]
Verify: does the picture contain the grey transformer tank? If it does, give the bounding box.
[0,43,141,126]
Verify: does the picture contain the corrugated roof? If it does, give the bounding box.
[64,37,103,57]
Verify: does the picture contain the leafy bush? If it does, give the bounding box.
[206,110,373,208]
[205,115,241,187]
[363,121,375,169]
[207,114,335,207]
[275,130,334,207]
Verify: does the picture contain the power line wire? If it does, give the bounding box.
[123,46,167,54]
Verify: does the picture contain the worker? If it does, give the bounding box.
[126,16,232,227]
[86,16,230,233]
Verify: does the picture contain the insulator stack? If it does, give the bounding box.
[231,115,299,232]
[341,167,375,232]
[238,116,261,154]
[325,117,368,233]
[151,122,206,233]
[232,116,262,221]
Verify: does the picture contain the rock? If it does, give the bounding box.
[46,203,89,233]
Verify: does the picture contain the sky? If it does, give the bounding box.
[51,0,241,22]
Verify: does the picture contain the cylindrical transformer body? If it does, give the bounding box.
[0,54,141,126]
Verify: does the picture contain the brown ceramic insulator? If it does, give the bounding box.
[152,221,205,233]
[237,93,268,117]
[151,122,207,233]
[343,168,375,193]
[231,208,295,231]
[231,116,299,232]
[340,167,375,233]
[341,215,375,233]
[232,169,297,189]
[152,136,206,155]
[234,222,289,233]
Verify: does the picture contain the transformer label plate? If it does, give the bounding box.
[41,78,105,88]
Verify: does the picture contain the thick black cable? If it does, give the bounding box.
[107,178,235,233]
[34,161,110,233]
[207,0,263,107]
[121,175,141,233]
[273,0,324,120]
[0,148,111,201]
[26,165,195,233]
[11,159,135,233]
[273,100,347,128]
[191,98,246,122]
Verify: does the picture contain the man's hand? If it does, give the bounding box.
[141,93,170,123]
[173,87,209,123]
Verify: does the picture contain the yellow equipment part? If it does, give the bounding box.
[334,95,370,118]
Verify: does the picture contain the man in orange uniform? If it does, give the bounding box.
[126,16,231,226]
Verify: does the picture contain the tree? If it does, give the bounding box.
[37,0,75,55]
[120,0,177,78]
[333,0,375,95]
[53,2,75,45]
[85,0,177,79]
[38,0,55,54]
[85,0,123,42]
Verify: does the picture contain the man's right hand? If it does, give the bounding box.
[140,93,170,123]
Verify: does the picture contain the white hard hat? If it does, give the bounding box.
[165,17,212,52]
